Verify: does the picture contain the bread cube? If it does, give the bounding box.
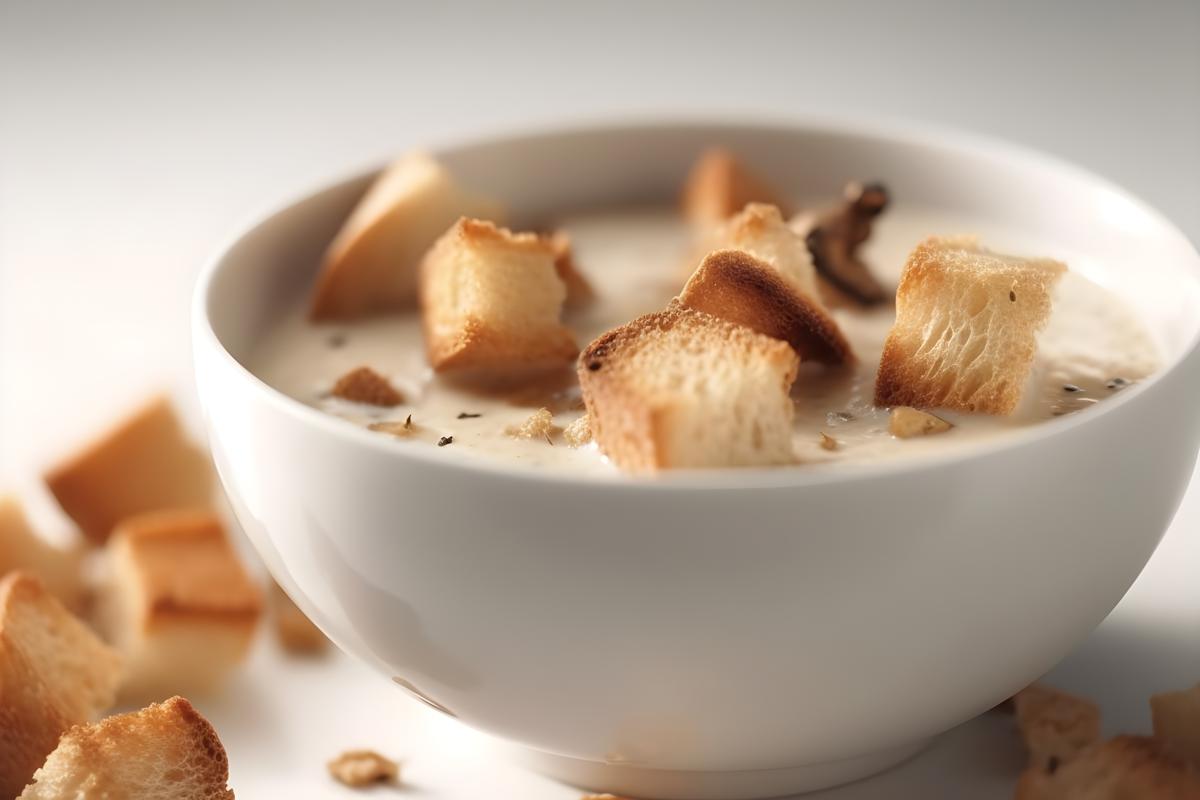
[1014,736,1200,799]
[681,148,791,226]
[44,396,213,543]
[309,151,504,320]
[97,510,262,702]
[678,248,852,365]
[875,236,1066,414]
[1151,683,1200,767]
[0,496,85,609]
[578,304,799,472]
[19,696,234,800]
[420,218,578,374]
[0,573,122,798]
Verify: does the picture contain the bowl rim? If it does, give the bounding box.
[192,114,1200,491]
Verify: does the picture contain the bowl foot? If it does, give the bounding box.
[513,740,930,799]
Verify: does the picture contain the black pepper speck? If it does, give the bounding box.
[1063,384,1082,393]
[437,436,453,447]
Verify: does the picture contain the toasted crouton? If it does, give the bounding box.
[1013,736,1200,800]
[18,696,234,800]
[875,236,1067,415]
[681,148,791,226]
[578,304,799,472]
[270,581,327,655]
[549,231,595,309]
[1014,684,1103,770]
[678,249,853,365]
[96,511,262,702]
[0,573,122,798]
[309,151,505,320]
[44,397,214,543]
[1152,683,1200,767]
[420,218,578,374]
[0,496,85,609]
[716,203,824,300]
[331,366,404,406]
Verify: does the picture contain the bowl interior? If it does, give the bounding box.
[205,120,1200,409]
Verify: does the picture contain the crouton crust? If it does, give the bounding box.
[678,249,853,365]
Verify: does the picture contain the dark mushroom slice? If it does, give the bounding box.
[805,182,891,306]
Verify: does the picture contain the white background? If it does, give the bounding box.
[1,2,1197,797]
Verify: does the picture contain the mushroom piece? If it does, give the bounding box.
[803,182,891,306]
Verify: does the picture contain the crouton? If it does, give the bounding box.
[1152,683,1200,767]
[270,581,327,655]
[331,366,404,406]
[716,203,823,299]
[678,249,853,365]
[681,148,791,226]
[18,696,234,800]
[96,511,262,702]
[550,231,595,309]
[309,151,505,320]
[799,181,891,307]
[1013,736,1200,800]
[578,304,799,472]
[889,406,953,438]
[1014,684,1103,770]
[420,218,578,374]
[0,573,122,798]
[44,396,214,543]
[327,750,400,787]
[0,496,85,609]
[875,236,1067,415]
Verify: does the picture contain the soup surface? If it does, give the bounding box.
[249,204,1159,475]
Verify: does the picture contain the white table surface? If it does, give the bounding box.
[1,2,1197,797]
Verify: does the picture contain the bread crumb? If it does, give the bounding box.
[1014,684,1102,770]
[818,432,838,451]
[368,415,415,436]
[331,367,404,406]
[271,581,327,655]
[1150,682,1200,767]
[327,750,399,787]
[564,414,593,447]
[506,408,555,440]
[889,406,953,438]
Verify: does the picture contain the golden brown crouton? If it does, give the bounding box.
[1152,683,1200,767]
[550,231,596,309]
[0,573,122,798]
[270,581,327,655]
[43,396,213,543]
[681,148,791,226]
[331,367,405,406]
[1014,684,1103,770]
[678,249,853,365]
[875,236,1066,415]
[18,696,235,799]
[95,511,262,702]
[0,496,85,609]
[579,304,799,472]
[420,218,578,375]
[1013,735,1200,800]
[309,151,504,320]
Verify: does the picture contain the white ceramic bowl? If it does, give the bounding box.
[193,120,1200,799]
